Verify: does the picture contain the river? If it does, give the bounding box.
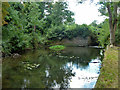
[2,47,103,88]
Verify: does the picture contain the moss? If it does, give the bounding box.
[95,46,118,88]
[49,45,65,51]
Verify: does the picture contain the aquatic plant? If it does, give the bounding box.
[49,45,65,51]
[22,61,40,70]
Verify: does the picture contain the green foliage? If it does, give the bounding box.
[46,25,65,40]
[89,19,110,47]
[64,24,91,39]
[47,24,93,41]
[97,19,110,47]
[2,2,98,56]
[2,40,12,56]
[2,32,32,56]
[45,2,74,26]
[88,25,98,45]
[49,45,65,51]
[2,2,74,55]
[90,17,120,47]
[115,29,120,45]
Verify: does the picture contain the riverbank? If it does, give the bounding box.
[95,46,119,88]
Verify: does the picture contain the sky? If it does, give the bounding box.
[67,0,108,25]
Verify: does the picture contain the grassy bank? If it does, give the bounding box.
[95,46,119,88]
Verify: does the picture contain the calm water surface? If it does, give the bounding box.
[2,47,103,88]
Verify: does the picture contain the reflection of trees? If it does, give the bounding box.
[2,49,75,88]
[33,53,75,88]
[59,47,102,68]
[2,47,103,88]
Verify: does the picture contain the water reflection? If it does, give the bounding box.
[2,47,103,88]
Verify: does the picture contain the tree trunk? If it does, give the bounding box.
[107,4,114,45]
[107,3,118,45]
[113,2,117,32]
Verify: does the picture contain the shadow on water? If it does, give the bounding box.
[2,47,104,88]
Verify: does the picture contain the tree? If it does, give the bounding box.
[45,2,74,26]
[106,2,118,45]
[97,1,120,45]
[78,0,119,46]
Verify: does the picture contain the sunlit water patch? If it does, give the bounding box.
[52,57,102,88]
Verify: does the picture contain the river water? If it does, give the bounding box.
[2,47,103,88]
